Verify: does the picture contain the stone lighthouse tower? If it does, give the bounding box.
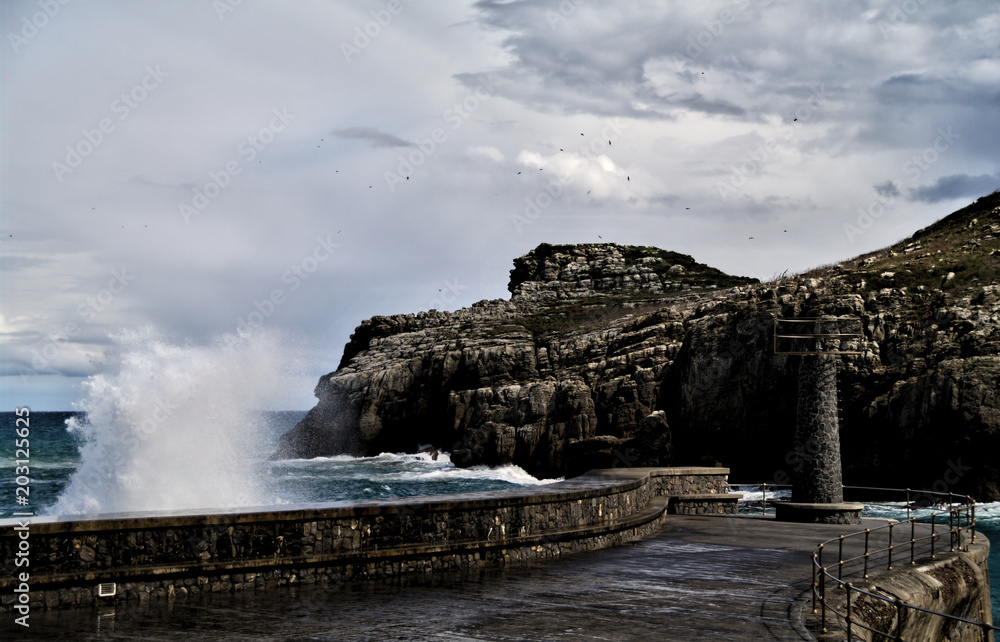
[773,316,864,525]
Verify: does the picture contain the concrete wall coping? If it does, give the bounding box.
[672,493,744,501]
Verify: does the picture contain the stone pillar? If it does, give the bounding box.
[792,355,844,504]
[776,354,863,524]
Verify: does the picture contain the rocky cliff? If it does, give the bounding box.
[274,193,1000,500]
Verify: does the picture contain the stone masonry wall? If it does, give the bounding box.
[0,468,736,612]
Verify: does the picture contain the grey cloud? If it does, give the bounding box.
[874,181,900,199]
[332,127,415,148]
[0,254,53,271]
[908,173,1000,203]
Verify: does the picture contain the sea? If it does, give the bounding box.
[0,410,556,519]
[2,411,998,626]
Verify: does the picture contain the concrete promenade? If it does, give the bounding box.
[5,514,921,641]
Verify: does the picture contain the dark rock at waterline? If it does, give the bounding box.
[273,194,1000,500]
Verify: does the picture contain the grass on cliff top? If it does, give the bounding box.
[805,191,1000,297]
[621,245,759,289]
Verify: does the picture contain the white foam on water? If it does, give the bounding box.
[276,450,561,488]
[51,327,294,515]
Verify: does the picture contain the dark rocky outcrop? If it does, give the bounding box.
[274,193,1000,500]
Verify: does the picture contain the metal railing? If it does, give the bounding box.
[728,484,997,640]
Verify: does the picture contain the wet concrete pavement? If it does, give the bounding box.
[7,515,905,641]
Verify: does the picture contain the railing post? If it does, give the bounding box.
[931,512,937,559]
[972,500,977,545]
[910,517,917,566]
[950,506,957,553]
[846,582,853,641]
[906,487,911,521]
[812,553,818,614]
[762,483,767,515]
[838,534,845,583]
[888,522,894,571]
[863,528,870,579]
[819,544,827,633]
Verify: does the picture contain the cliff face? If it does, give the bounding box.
[274,194,1000,500]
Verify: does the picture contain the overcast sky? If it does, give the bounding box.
[2,0,998,411]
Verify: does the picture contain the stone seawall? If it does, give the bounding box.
[0,467,738,612]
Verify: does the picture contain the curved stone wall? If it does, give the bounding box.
[0,467,737,611]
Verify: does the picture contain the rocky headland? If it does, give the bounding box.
[274,193,1000,500]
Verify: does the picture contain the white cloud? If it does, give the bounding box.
[467,145,505,162]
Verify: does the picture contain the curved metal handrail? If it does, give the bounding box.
[809,489,995,640]
[728,483,996,639]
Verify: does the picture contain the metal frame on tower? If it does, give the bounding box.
[773,316,863,356]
